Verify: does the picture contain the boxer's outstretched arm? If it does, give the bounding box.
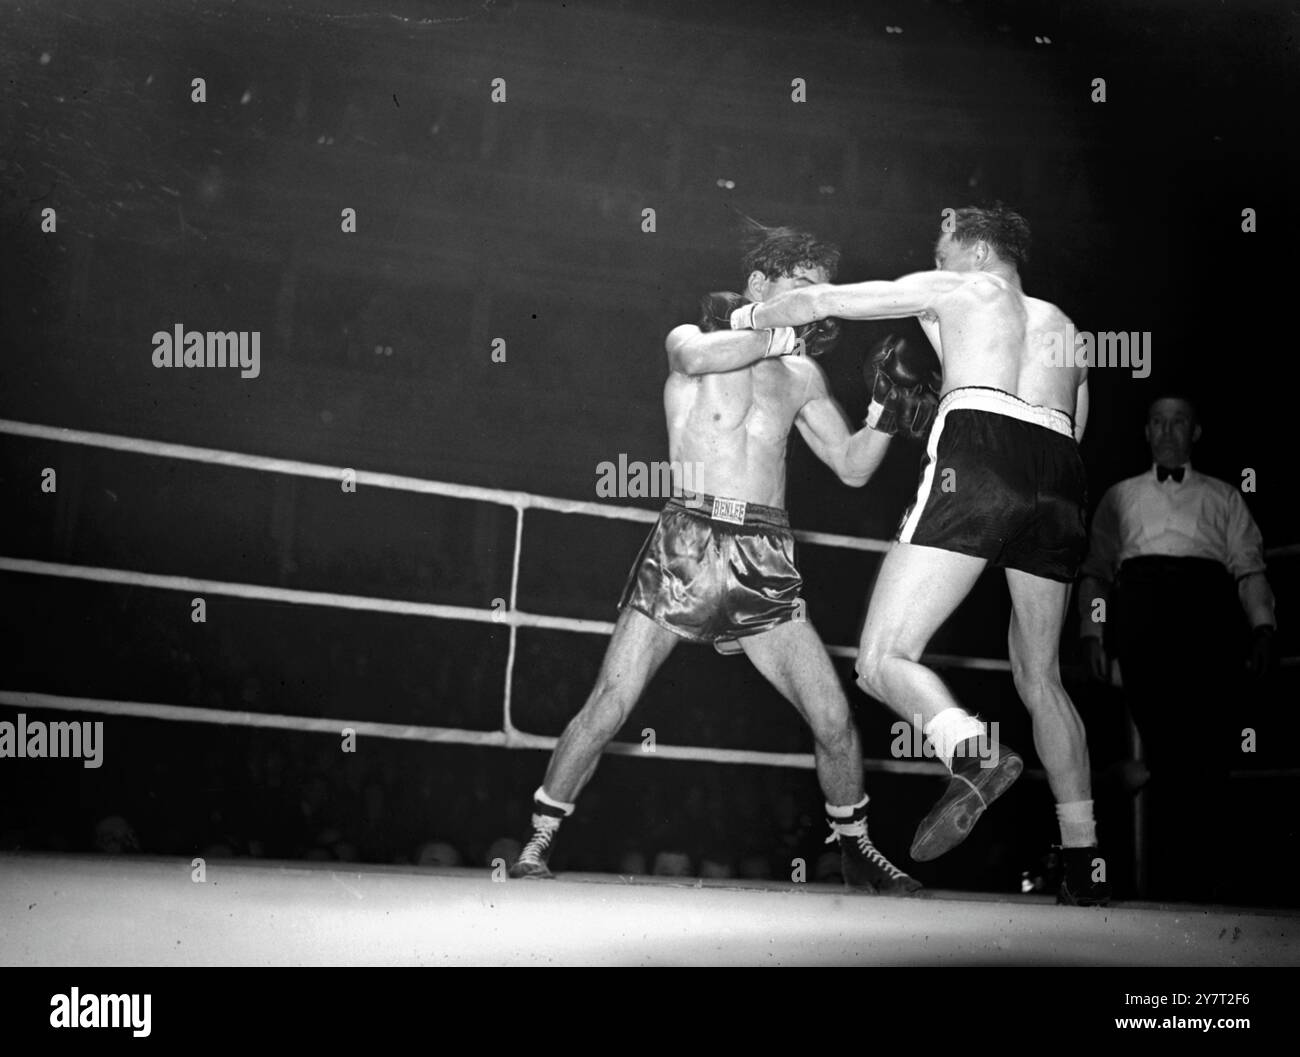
[1074,374,1090,443]
[749,272,964,327]
[795,369,891,487]
[665,324,776,376]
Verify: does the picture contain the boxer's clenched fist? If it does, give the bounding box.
[702,291,798,358]
[698,291,749,333]
[863,335,942,440]
[795,317,841,357]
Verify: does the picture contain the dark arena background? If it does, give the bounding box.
[1,0,1298,999]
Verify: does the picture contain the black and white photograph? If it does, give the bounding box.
[1,0,1296,1019]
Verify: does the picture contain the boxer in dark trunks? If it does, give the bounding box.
[509,224,928,894]
[734,206,1110,905]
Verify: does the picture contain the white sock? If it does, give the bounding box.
[534,785,575,818]
[825,793,869,819]
[922,708,986,770]
[1056,799,1097,848]
[826,793,869,837]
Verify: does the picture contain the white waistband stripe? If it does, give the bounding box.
[938,387,1074,438]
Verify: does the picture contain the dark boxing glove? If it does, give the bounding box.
[698,291,750,333]
[863,335,942,440]
[794,317,841,357]
[700,291,800,357]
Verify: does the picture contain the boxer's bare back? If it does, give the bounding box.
[753,233,1089,440]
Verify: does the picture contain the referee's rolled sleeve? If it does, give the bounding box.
[1080,485,1121,583]
[1224,488,1267,581]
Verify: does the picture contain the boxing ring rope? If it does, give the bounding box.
[1,417,1295,782]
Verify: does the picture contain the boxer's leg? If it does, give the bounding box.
[857,542,1024,862]
[855,542,985,730]
[1006,568,1110,905]
[740,620,861,805]
[543,606,679,802]
[1005,569,1091,805]
[740,620,919,893]
[510,607,678,878]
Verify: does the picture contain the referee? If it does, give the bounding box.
[1078,394,1276,902]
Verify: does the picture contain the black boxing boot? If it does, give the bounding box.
[910,736,1023,862]
[1057,845,1113,907]
[508,786,574,879]
[826,797,922,895]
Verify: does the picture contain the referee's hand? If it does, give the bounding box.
[1247,625,1277,680]
[1083,638,1109,683]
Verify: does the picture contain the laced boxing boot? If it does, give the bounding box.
[509,812,564,879]
[826,801,922,895]
[911,735,1023,862]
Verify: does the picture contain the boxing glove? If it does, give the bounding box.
[728,302,841,358]
[795,317,841,357]
[703,291,797,357]
[699,291,749,333]
[864,335,942,440]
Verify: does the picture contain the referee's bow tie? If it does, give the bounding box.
[1157,465,1185,483]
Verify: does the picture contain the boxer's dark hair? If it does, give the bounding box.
[950,205,1032,267]
[739,216,840,282]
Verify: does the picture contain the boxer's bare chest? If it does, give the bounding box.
[669,359,803,447]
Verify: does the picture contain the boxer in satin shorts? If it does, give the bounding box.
[508,219,925,895]
[619,493,802,649]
